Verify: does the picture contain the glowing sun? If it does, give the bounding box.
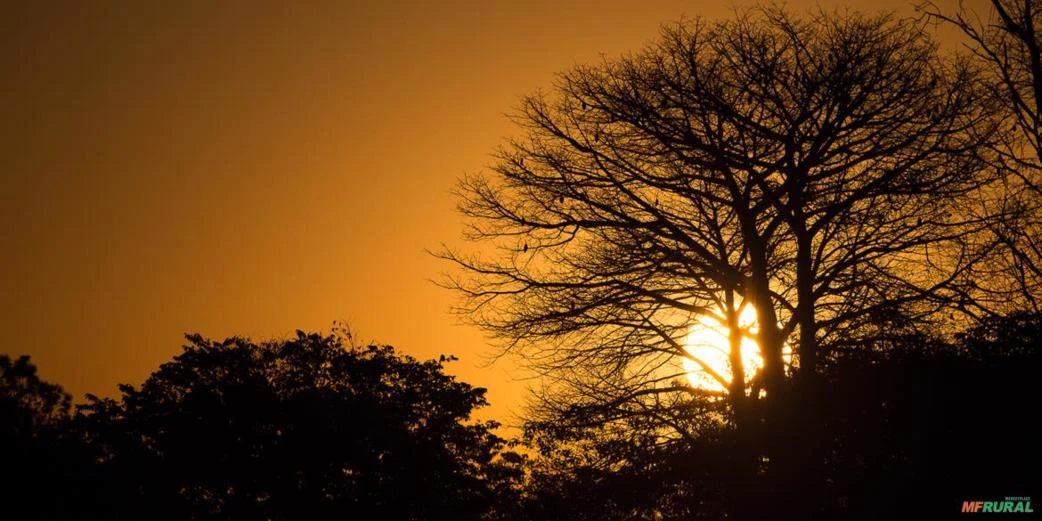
[682,305,775,392]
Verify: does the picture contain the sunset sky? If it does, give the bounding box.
[1,0,963,423]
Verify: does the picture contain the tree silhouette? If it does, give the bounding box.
[923,0,1042,312]
[0,356,102,520]
[512,313,1040,520]
[1,355,71,438]
[441,6,997,511]
[75,330,512,521]
[516,407,743,521]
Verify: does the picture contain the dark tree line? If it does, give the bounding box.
[0,331,523,521]
[511,312,1040,521]
[2,315,1037,520]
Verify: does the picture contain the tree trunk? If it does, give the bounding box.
[788,229,827,516]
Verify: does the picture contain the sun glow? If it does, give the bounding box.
[681,305,784,392]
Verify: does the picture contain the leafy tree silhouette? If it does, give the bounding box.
[511,313,1040,521]
[1,355,71,440]
[74,329,513,521]
[814,311,1041,520]
[0,355,103,520]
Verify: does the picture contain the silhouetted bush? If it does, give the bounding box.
[1,331,517,520]
[86,330,515,520]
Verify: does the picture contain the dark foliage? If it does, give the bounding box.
[809,312,1041,519]
[1,331,518,521]
[0,355,71,435]
[0,356,102,520]
[1,317,1037,520]
[512,313,1041,521]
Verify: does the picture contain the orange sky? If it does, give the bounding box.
[0,0,973,424]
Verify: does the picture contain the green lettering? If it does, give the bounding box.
[983,502,994,513]
[1014,502,1025,513]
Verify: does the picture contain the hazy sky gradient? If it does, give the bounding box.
[0,0,963,422]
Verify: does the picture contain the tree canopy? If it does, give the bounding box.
[1,331,518,521]
[443,6,997,454]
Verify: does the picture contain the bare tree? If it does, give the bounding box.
[922,0,1042,313]
[440,7,994,485]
